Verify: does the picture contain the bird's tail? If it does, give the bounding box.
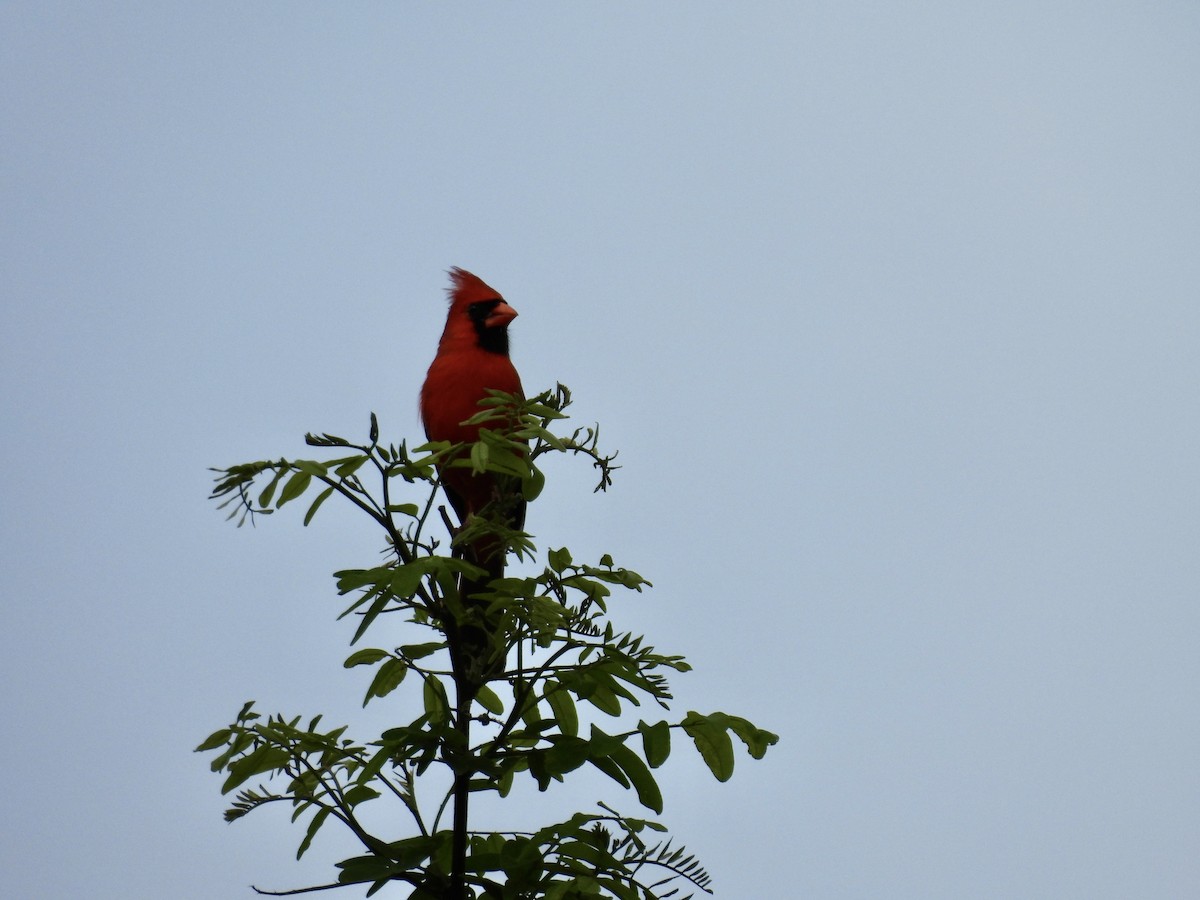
[447,541,507,693]
[443,485,525,693]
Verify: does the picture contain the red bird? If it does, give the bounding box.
[420,267,526,588]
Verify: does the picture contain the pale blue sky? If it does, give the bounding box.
[3,3,1198,898]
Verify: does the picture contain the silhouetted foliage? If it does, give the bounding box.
[201,385,777,898]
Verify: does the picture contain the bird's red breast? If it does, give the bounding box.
[419,267,524,527]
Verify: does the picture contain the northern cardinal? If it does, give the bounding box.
[420,268,525,681]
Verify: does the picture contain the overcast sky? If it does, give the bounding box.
[3,3,1198,898]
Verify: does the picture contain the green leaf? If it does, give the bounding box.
[387,563,428,598]
[342,784,381,807]
[350,588,395,646]
[431,829,454,872]
[544,682,578,738]
[356,746,393,787]
[255,465,287,508]
[296,807,330,860]
[337,560,449,645]
[638,720,672,768]
[522,464,546,502]
[496,767,515,798]
[609,742,664,813]
[334,566,392,593]
[276,470,312,508]
[470,439,489,472]
[292,459,328,477]
[305,432,349,447]
[399,641,443,661]
[545,736,591,776]
[235,700,258,721]
[221,745,291,793]
[333,455,368,478]
[303,485,335,525]
[382,834,439,869]
[588,753,630,790]
[364,658,407,705]
[194,728,232,752]
[518,693,543,728]
[725,714,781,759]
[548,546,572,573]
[335,854,404,885]
[582,681,622,717]
[681,711,736,782]
[679,711,779,769]
[423,676,447,722]
[475,684,504,715]
[344,648,390,668]
[500,836,544,884]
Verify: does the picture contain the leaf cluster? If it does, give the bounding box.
[201,385,776,898]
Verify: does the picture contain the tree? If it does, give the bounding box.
[199,384,777,898]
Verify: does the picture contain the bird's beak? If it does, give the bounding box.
[485,301,518,328]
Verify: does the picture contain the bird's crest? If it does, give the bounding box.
[447,267,503,307]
